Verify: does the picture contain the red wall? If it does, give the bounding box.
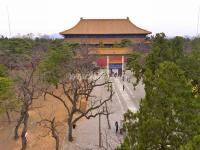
[96,56,127,68]
[96,57,107,67]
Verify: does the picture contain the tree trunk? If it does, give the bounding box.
[68,122,73,142]
[21,112,29,150]
[52,131,59,150]
[21,133,27,150]
[105,102,111,129]
[6,109,11,124]
[106,113,111,129]
[99,114,102,147]
[51,118,60,150]
[55,136,59,150]
[67,114,74,142]
[14,113,24,139]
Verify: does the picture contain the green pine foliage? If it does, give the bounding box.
[145,33,184,74]
[120,39,132,47]
[127,52,144,87]
[0,37,33,55]
[118,33,200,150]
[113,39,133,48]
[117,62,200,150]
[180,135,200,150]
[39,40,73,85]
[0,64,18,115]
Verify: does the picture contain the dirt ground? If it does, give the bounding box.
[0,89,69,150]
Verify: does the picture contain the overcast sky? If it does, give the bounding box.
[0,0,200,37]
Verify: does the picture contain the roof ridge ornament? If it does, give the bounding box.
[126,17,129,20]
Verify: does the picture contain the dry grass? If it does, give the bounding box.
[0,88,69,150]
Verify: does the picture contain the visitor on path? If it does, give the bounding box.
[115,121,119,133]
[123,84,125,91]
[73,124,76,129]
[114,72,117,77]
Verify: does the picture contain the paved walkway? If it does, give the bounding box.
[63,75,145,150]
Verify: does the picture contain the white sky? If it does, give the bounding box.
[0,0,200,37]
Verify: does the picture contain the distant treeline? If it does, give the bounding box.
[0,34,200,58]
[0,37,79,69]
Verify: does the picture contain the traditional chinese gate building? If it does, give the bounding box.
[60,17,151,76]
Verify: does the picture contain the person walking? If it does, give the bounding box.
[123,84,125,91]
[115,121,119,133]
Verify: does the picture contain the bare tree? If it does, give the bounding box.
[45,47,114,142]
[45,74,113,142]
[37,116,62,150]
[36,107,64,150]
[12,52,43,150]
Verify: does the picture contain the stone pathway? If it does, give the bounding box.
[62,76,145,150]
